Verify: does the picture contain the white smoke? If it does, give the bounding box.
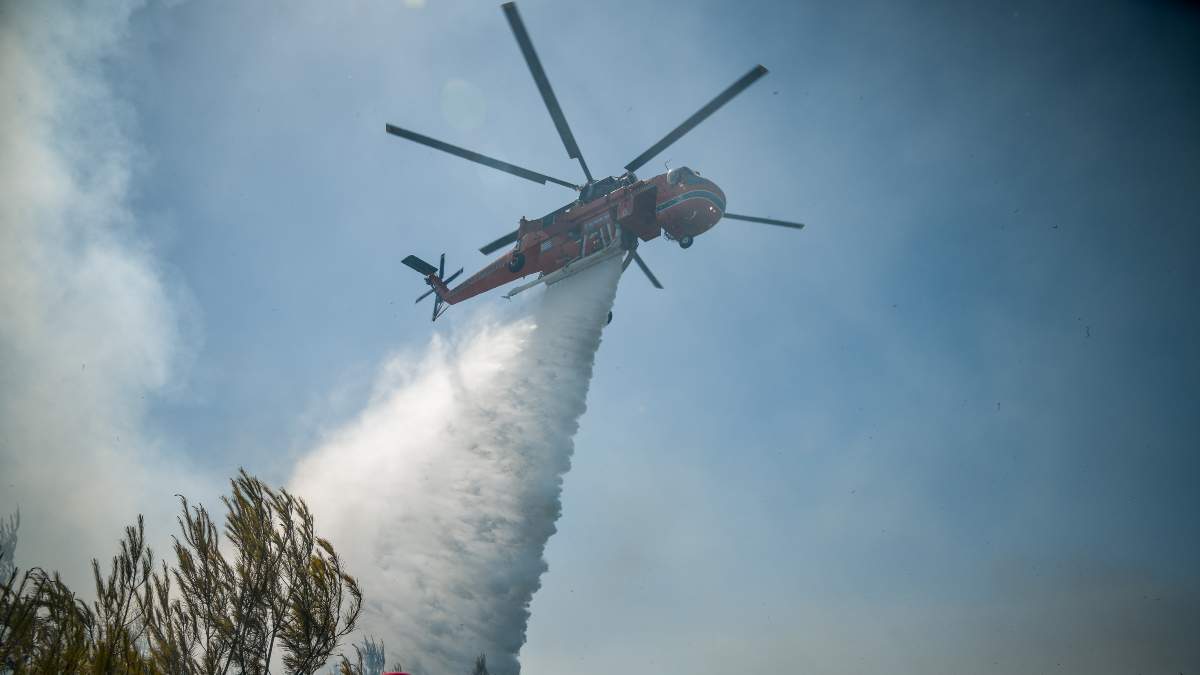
[291,256,622,675]
[0,0,200,588]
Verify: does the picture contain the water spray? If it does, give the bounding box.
[292,256,622,675]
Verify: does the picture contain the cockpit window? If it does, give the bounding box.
[669,167,705,185]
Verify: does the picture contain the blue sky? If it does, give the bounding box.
[3,0,1198,672]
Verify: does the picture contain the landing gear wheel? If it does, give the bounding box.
[507,252,526,273]
[679,235,694,249]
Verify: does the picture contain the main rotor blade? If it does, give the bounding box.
[631,251,664,289]
[624,65,768,174]
[479,229,519,255]
[502,2,593,183]
[385,124,578,189]
[723,212,806,229]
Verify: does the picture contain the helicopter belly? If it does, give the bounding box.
[503,236,624,299]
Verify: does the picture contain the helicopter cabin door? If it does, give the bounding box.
[618,184,660,242]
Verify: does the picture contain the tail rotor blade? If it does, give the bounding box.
[625,65,768,174]
[443,268,464,285]
[416,288,435,304]
[723,212,805,229]
[631,251,664,289]
[439,253,445,279]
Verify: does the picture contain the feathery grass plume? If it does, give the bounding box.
[0,511,17,583]
[1,470,361,674]
[335,635,388,675]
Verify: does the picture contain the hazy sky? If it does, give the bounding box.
[2,0,1198,673]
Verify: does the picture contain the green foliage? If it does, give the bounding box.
[1,519,158,674]
[89,516,159,673]
[0,469,362,675]
[0,566,95,673]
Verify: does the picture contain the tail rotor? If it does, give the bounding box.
[403,253,463,321]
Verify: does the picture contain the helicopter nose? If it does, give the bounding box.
[693,179,725,228]
[708,180,726,219]
[659,171,726,236]
[683,179,724,229]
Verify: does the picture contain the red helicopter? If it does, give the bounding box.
[393,2,803,321]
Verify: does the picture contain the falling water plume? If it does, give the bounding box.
[291,255,623,675]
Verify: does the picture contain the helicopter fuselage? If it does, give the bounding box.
[395,3,801,322]
[428,168,725,305]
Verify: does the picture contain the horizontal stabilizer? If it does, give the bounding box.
[402,255,439,276]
